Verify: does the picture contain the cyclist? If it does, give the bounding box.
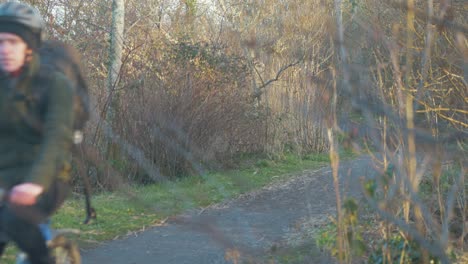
[0,2,75,264]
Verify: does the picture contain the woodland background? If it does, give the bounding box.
[13,0,468,262]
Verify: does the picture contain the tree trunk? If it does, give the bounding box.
[107,0,124,121]
[104,0,125,181]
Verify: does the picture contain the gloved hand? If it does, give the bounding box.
[10,183,44,206]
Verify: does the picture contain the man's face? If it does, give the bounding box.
[0,33,30,73]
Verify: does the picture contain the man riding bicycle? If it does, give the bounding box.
[0,2,75,264]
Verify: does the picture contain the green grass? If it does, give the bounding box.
[263,241,325,264]
[2,152,333,263]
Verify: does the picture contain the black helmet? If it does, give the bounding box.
[0,2,44,49]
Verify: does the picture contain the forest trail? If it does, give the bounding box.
[81,156,378,263]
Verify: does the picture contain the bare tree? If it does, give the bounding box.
[106,0,125,124]
[101,0,125,170]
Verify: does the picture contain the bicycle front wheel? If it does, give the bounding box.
[48,235,81,264]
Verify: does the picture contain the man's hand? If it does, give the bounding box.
[10,183,44,206]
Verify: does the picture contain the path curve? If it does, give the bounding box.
[81,156,378,263]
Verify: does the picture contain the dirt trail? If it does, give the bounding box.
[81,156,378,264]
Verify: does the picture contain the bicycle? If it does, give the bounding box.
[0,188,81,264]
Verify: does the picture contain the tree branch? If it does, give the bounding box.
[389,0,468,34]
[252,60,302,100]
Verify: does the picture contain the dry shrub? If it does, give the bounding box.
[114,42,266,180]
[329,0,467,262]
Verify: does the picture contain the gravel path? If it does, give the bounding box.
[81,156,378,263]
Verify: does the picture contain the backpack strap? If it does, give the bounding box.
[73,144,97,224]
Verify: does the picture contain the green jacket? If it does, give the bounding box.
[0,54,75,192]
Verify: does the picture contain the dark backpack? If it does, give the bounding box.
[38,40,90,143]
[38,41,96,223]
